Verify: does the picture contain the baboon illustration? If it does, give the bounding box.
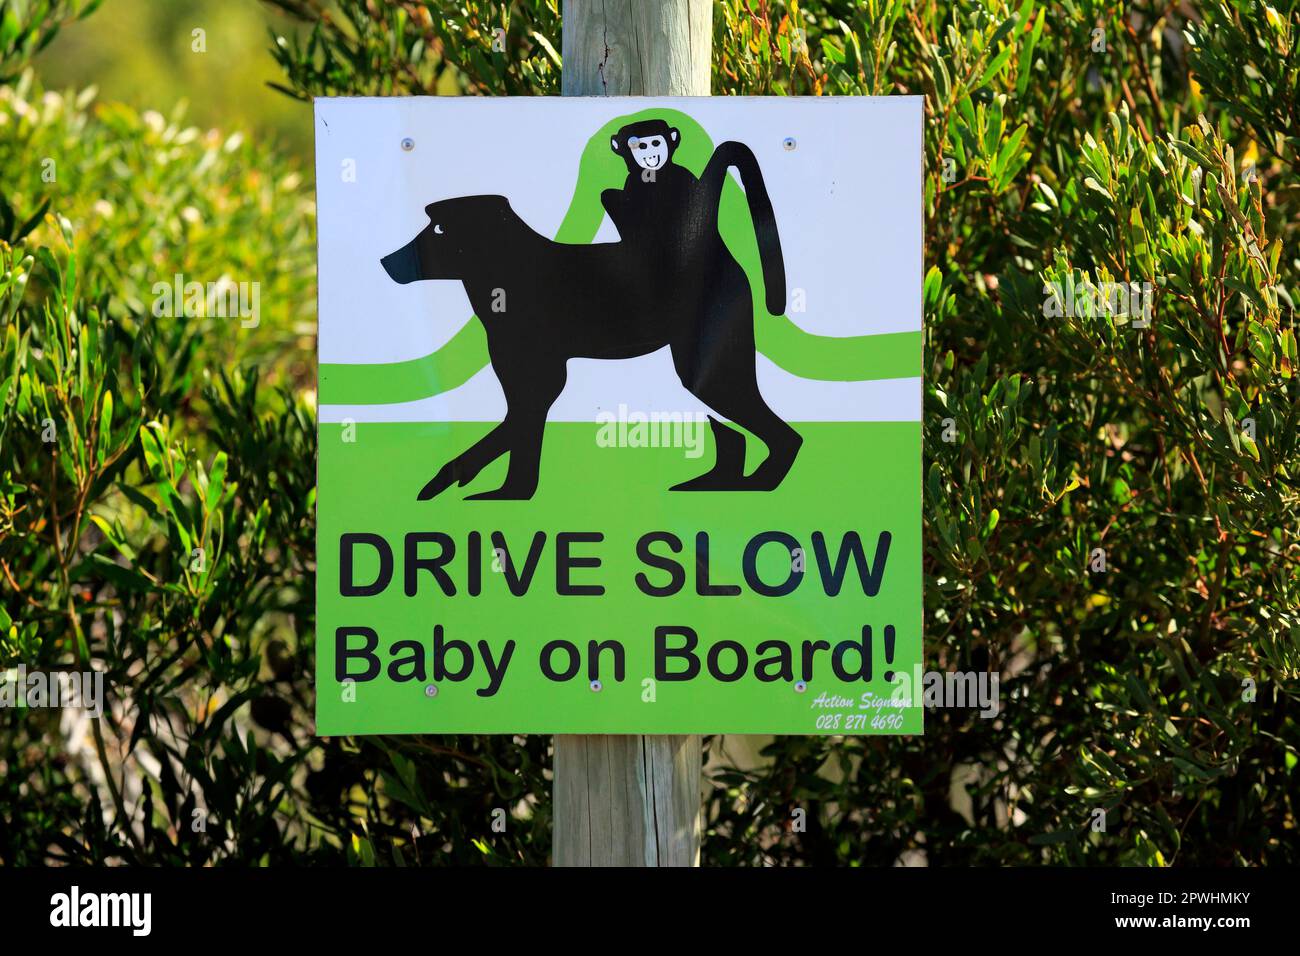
[381,121,801,501]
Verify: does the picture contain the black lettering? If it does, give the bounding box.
[707,640,748,682]
[388,639,427,682]
[540,639,581,681]
[811,531,891,596]
[695,532,740,596]
[491,531,547,596]
[801,639,831,681]
[467,531,482,596]
[635,532,685,596]
[754,640,794,682]
[432,624,473,681]
[655,625,701,681]
[404,532,455,597]
[477,640,515,697]
[557,532,605,596]
[587,639,625,682]
[832,626,872,682]
[742,531,803,597]
[335,626,380,682]
[340,533,392,597]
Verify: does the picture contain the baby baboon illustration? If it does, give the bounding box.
[381,120,800,501]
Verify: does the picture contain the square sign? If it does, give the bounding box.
[315,96,922,735]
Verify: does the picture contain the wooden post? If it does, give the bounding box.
[553,0,711,867]
[561,0,711,97]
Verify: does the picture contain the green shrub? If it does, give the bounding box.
[264,0,561,98]
[0,72,315,378]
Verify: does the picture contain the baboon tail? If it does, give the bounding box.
[701,141,786,315]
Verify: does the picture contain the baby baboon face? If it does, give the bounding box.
[610,120,680,175]
[629,134,670,170]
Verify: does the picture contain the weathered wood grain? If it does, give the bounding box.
[553,0,708,869]
[561,0,712,96]
[553,735,701,866]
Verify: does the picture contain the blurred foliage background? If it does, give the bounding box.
[1,0,1297,866]
[34,0,313,158]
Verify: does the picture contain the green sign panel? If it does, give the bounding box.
[315,97,922,734]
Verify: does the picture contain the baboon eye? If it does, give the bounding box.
[434,223,444,235]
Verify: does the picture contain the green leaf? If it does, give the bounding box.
[978,43,1015,87]
[96,389,113,466]
[206,451,228,512]
[1172,139,1214,169]
[932,50,951,104]
[1083,177,1113,200]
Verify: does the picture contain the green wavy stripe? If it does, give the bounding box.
[319,108,918,406]
[319,319,488,406]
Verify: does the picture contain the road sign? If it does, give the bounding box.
[315,96,922,734]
